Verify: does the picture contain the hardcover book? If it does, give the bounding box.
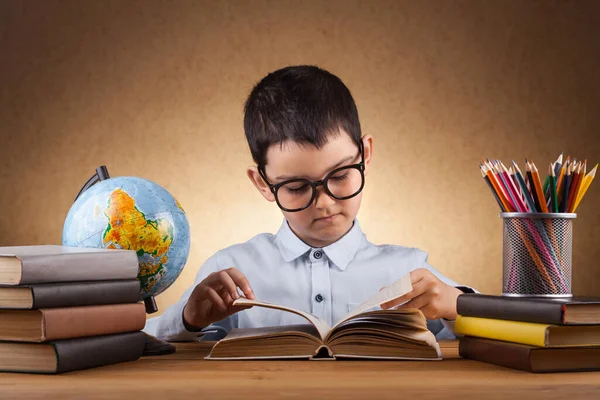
[0,303,146,342]
[459,336,600,373]
[457,293,600,325]
[0,280,141,309]
[207,275,441,360]
[0,331,146,374]
[455,315,600,347]
[0,245,139,285]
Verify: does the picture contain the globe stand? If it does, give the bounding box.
[74,165,111,202]
[144,296,158,314]
[75,165,176,356]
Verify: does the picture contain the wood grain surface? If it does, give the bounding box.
[1,340,599,399]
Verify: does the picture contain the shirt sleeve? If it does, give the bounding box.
[413,249,478,339]
[143,250,237,342]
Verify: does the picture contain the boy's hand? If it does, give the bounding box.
[183,267,255,330]
[380,268,462,320]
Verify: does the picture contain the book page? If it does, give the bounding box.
[232,272,412,341]
[233,298,332,340]
[338,273,413,324]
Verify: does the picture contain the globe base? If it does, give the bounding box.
[142,333,176,356]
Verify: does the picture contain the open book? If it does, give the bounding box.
[206,274,441,360]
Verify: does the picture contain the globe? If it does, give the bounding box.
[62,175,190,306]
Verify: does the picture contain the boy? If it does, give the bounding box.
[145,65,473,342]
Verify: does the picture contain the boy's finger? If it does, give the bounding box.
[410,268,428,284]
[221,291,233,305]
[398,292,429,312]
[381,293,412,310]
[203,273,225,292]
[226,268,255,300]
[204,286,228,312]
[220,290,253,313]
[216,270,240,300]
[420,303,441,320]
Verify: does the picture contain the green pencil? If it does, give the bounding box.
[549,164,558,213]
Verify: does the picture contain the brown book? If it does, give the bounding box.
[459,336,600,373]
[207,275,441,361]
[0,280,141,309]
[0,331,146,374]
[0,245,139,285]
[0,303,146,342]
[457,293,600,325]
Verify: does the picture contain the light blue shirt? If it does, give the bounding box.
[144,219,469,341]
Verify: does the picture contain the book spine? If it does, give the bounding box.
[19,251,139,284]
[459,337,535,372]
[43,303,146,341]
[32,280,141,309]
[457,294,564,324]
[455,316,549,347]
[54,331,145,373]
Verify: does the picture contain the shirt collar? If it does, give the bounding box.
[275,219,365,271]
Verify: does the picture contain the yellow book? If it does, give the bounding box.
[455,316,600,347]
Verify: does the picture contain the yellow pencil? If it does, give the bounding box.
[572,163,598,212]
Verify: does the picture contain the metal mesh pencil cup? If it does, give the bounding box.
[500,212,575,297]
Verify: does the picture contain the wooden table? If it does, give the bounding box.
[1,340,599,399]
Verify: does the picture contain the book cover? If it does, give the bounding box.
[459,336,600,373]
[457,293,600,325]
[0,280,141,309]
[0,331,146,374]
[0,245,139,285]
[455,315,600,347]
[0,303,146,342]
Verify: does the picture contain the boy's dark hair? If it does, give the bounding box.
[244,65,362,169]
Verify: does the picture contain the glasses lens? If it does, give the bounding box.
[276,180,314,211]
[326,166,363,199]
[274,166,364,211]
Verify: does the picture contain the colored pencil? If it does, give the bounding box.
[556,156,570,205]
[530,161,549,213]
[566,162,582,213]
[480,164,506,211]
[572,163,598,212]
[568,160,586,213]
[486,160,515,212]
[481,162,514,212]
[499,161,527,212]
[525,161,540,212]
[544,153,563,193]
[512,161,536,212]
[549,164,559,213]
[559,162,572,213]
[509,166,520,196]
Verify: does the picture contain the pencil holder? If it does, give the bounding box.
[500,212,575,297]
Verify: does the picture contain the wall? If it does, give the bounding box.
[1,0,599,314]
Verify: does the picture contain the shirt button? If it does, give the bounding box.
[314,251,323,259]
[315,294,324,302]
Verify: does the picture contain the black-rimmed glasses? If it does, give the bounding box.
[258,142,366,212]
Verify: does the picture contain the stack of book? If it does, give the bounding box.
[0,245,147,374]
[455,293,600,372]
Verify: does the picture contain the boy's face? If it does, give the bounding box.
[248,132,373,248]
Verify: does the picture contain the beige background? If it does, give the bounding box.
[1,0,599,315]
